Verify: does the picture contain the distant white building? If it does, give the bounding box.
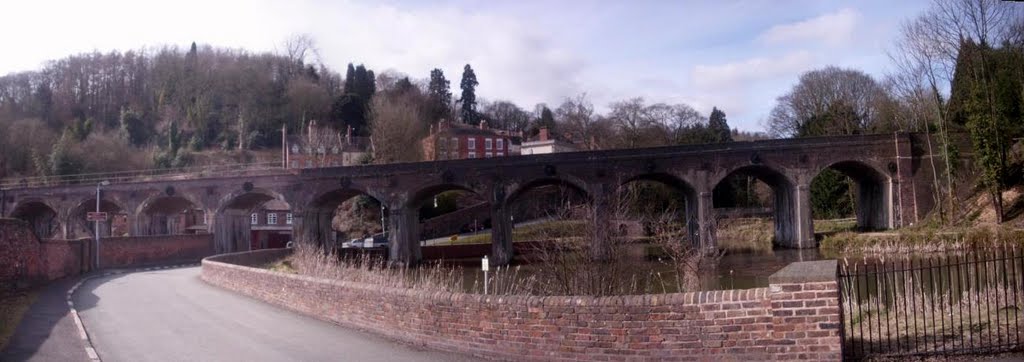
[520,128,579,155]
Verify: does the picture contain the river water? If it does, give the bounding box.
[450,247,827,294]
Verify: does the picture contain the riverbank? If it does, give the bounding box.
[821,225,1024,256]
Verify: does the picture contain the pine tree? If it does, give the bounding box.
[343,63,356,94]
[427,68,452,122]
[459,64,479,125]
[534,106,556,134]
[707,107,732,143]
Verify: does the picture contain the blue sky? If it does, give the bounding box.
[0,0,932,131]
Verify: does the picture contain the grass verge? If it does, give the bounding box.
[0,289,39,350]
[821,226,1024,256]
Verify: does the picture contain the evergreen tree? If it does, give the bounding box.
[707,107,732,143]
[427,68,452,122]
[950,40,1024,223]
[535,106,556,134]
[343,63,356,94]
[459,64,479,125]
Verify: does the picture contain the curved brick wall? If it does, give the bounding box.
[202,249,841,361]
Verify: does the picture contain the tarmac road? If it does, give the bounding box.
[73,267,472,362]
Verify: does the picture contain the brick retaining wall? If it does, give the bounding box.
[99,234,214,269]
[202,249,841,361]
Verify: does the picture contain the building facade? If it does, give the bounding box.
[285,121,370,169]
[520,128,580,155]
[422,120,522,161]
[249,199,292,250]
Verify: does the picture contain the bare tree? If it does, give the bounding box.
[554,94,597,146]
[887,0,1023,223]
[483,100,530,132]
[280,33,320,66]
[766,66,892,137]
[368,94,427,164]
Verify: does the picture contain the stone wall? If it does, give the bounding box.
[202,249,842,361]
[99,234,214,269]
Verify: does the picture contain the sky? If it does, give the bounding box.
[0,0,933,132]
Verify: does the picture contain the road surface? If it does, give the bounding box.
[73,267,472,362]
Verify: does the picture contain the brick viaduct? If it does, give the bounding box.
[1,133,945,265]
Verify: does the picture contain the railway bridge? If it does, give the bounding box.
[1,133,946,265]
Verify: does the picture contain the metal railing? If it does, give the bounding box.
[0,161,287,189]
[838,249,1024,360]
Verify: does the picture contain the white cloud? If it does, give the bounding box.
[757,8,860,47]
[690,51,816,89]
[0,0,585,110]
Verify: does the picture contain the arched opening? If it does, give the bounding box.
[413,184,487,246]
[11,201,60,239]
[215,190,293,253]
[810,161,890,234]
[138,195,204,236]
[619,173,699,246]
[306,188,385,250]
[713,165,798,249]
[69,198,127,238]
[504,178,590,244]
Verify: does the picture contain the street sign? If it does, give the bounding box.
[86,212,109,221]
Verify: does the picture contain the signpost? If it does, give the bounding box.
[86,212,109,221]
[482,255,489,295]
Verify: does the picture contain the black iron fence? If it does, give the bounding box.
[838,248,1024,360]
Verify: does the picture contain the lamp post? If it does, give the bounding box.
[95,180,110,270]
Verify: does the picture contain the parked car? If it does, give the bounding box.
[343,233,387,248]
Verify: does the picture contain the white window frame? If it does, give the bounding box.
[485,138,493,150]
[497,138,504,150]
[267,213,278,225]
[485,152,493,158]
[451,137,458,150]
[286,213,293,225]
[497,152,504,157]
[468,151,477,159]
[251,213,259,225]
[468,137,476,150]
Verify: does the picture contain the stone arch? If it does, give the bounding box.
[67,197,128,238]
[813,159,892,231]
[711,164,802,248]
[10,199,60,239]
[505,176,591,206]
[407,182,489,245]
[407,182,483,210]
[213,187,295,253]
[618,172,701,245]
[299,186,387,250]
[135,191,206,236]
[215,187,292,214]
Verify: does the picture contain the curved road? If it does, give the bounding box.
[73,267,471,362]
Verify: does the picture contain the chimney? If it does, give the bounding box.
[479,120,487,130]
[539,127,549,141]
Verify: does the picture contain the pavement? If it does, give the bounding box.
[5,267,474,362]
[0,277,91,362]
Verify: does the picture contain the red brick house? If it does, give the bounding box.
[249,199,292,249]
[421,120,522,161]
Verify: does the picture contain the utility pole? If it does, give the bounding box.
[94,181,110,270]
